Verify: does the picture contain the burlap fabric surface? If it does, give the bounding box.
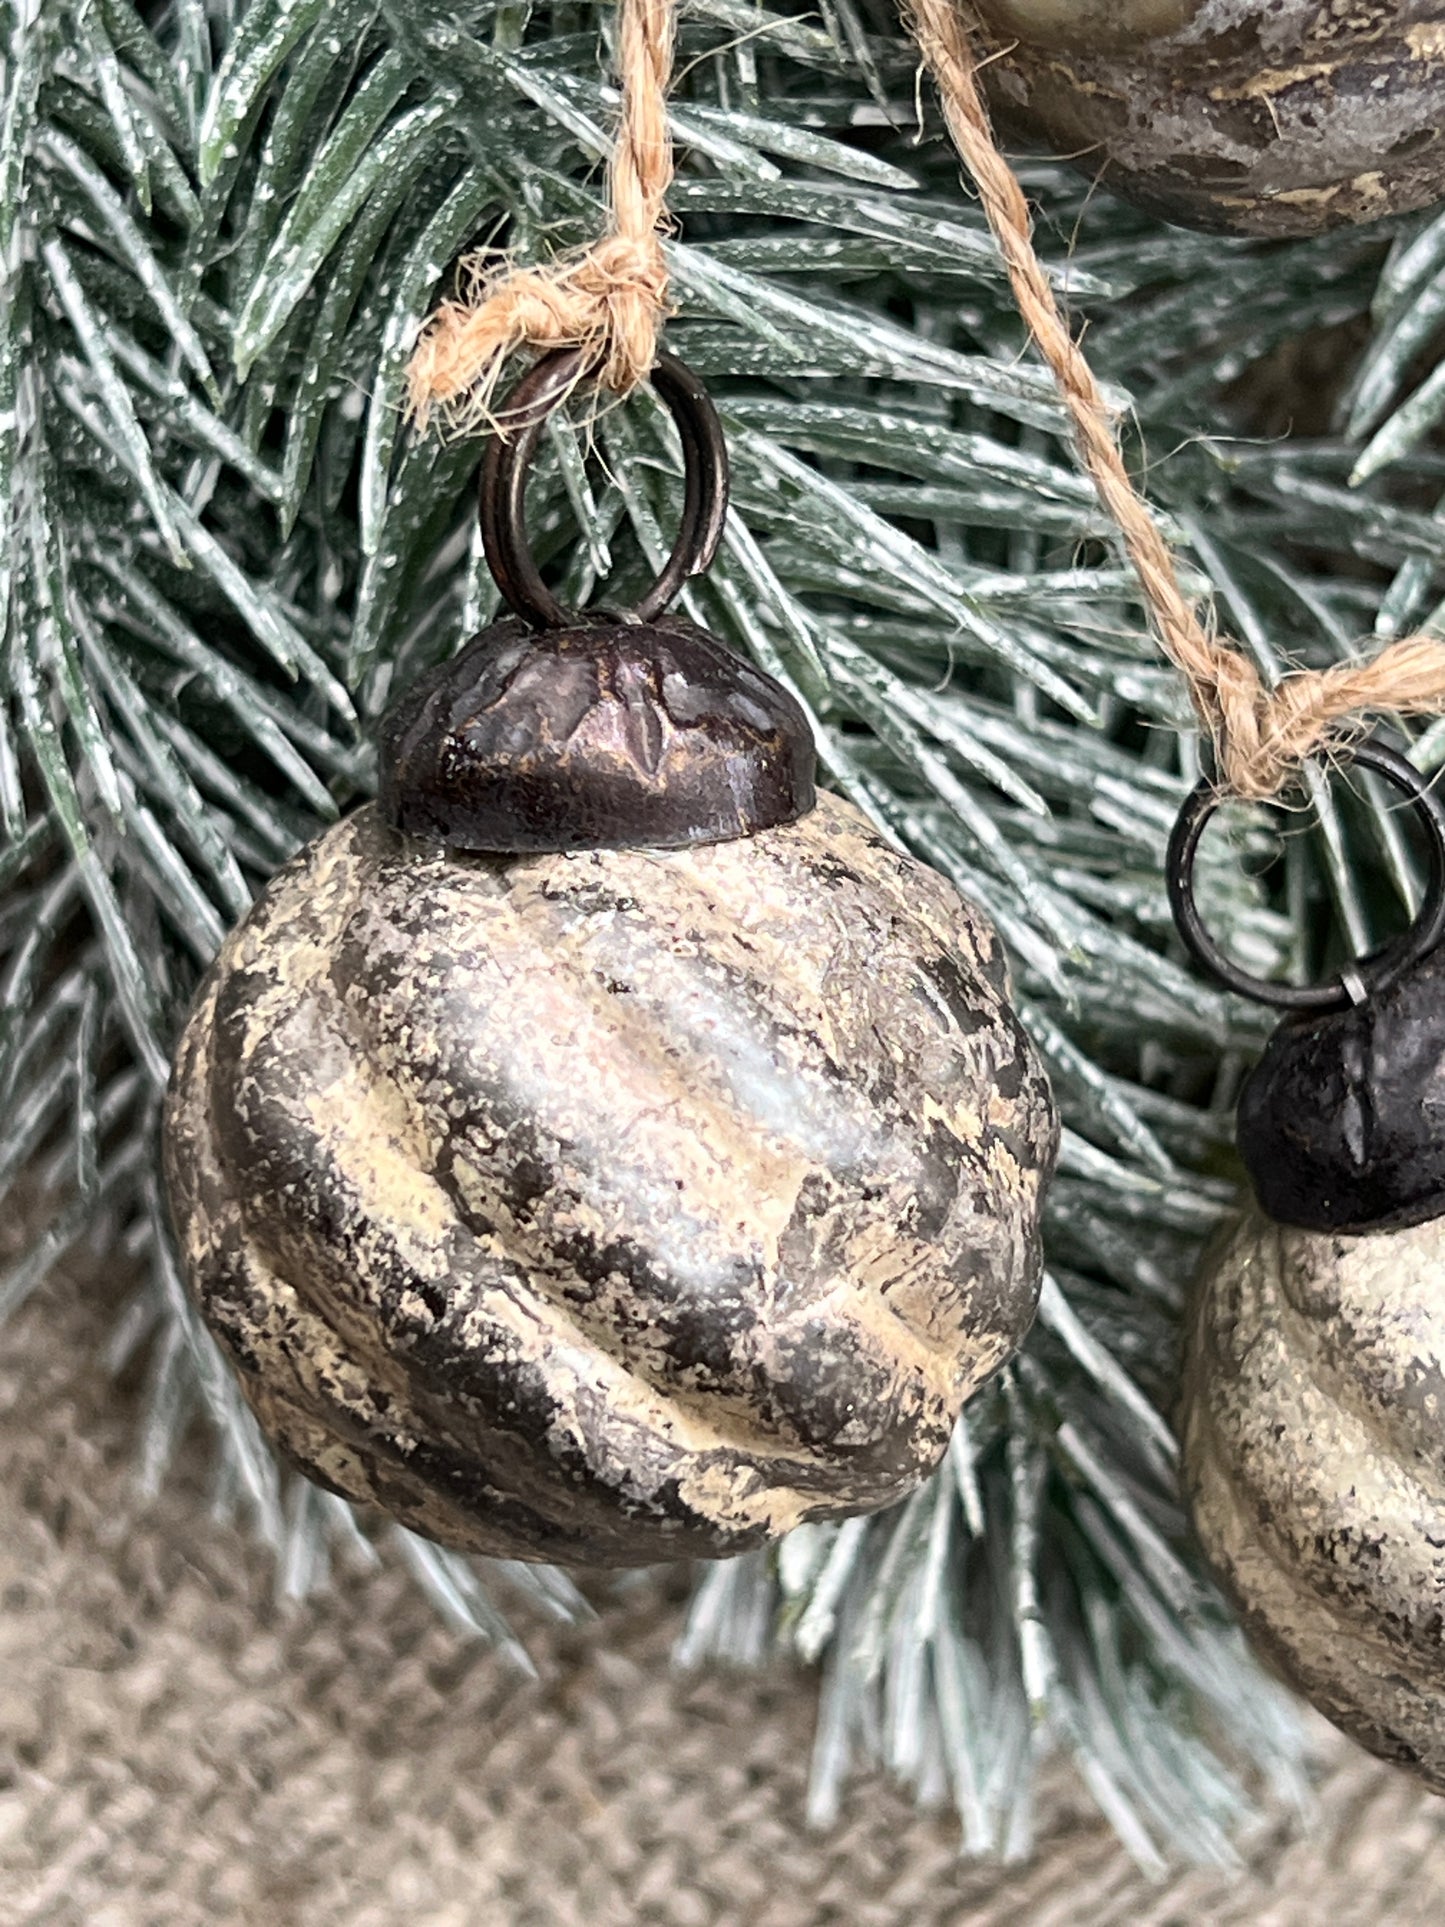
[5,1265,1445,1926]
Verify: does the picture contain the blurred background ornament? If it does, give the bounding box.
[969,0,1445,237]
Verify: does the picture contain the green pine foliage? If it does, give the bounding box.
[4,0,1443,1864]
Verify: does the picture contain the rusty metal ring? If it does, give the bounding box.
[479,348,729,630]
[1166,736,1445,1012]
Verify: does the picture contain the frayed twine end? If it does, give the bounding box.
[406,235,673,435]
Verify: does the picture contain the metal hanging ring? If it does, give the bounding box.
[1166,736,1445,1012]
[479,347,729,630]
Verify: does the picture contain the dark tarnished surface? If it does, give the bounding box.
[971,1,1445,238]
[1236,943,1445,1234]
[1181,1209,1445,1791]
[163,793,1059,1566]
[379,613,817,855]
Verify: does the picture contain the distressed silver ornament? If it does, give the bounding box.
[1181,1210,1445,1789]
[164,794,1057,1565]
[161,352,1058,1567]
[1169,740,1445,1790]
[970,0,1445,238]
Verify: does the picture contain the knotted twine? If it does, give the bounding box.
[407,0,1445,802]
[406,0,673,424]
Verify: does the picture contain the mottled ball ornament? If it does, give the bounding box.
[1181,1210,1445,1790]
[163,352,1059,1568]
[970,1,1445,238]
[1170,739,1445,1787]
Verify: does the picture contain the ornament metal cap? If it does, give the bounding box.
[1167,737,1445,1233]
[379,349,816,855]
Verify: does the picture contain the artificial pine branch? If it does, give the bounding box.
[3,0,1440,1864]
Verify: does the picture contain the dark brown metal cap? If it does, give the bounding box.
[378,348,817,856]
[379,611,816,854]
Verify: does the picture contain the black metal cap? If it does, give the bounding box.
[379,612,816,854]
[1166,735,1445,1234]
[1237,940,1445,1234]
[379,348,817,856]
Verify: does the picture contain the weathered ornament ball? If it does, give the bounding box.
[1181,1209,1445,1788]
[1167,738,1445,1792]
[164,791,1056,1565]
[970,0,1445,237]
[163,349,1056,1567]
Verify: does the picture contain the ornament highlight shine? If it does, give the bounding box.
[971,0,1445,237]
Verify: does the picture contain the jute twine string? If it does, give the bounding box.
[405,0,674,425]
[407,0,1445,801]
[903,0,1445,799]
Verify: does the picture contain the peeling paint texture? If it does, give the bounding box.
[1181,1209,1445,1788]
[971,0,1445,237]
[163,794,1059,1567]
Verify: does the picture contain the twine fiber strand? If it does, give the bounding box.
[407,0,1445,800]
[405,0,674,423]
[903,0,1445,800]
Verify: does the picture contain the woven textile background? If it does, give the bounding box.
[3,1260,1445,1926]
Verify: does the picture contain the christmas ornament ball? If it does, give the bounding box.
[1181,1209,1445,1787]
[970,1,1445,237]
[164,790,1057,1567]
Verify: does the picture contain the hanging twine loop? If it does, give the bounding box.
[408,0,1445,801]
[903,0,1445,800]
[406,0,675,427]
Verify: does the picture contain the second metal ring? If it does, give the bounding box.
[1166,737,1445,1012]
